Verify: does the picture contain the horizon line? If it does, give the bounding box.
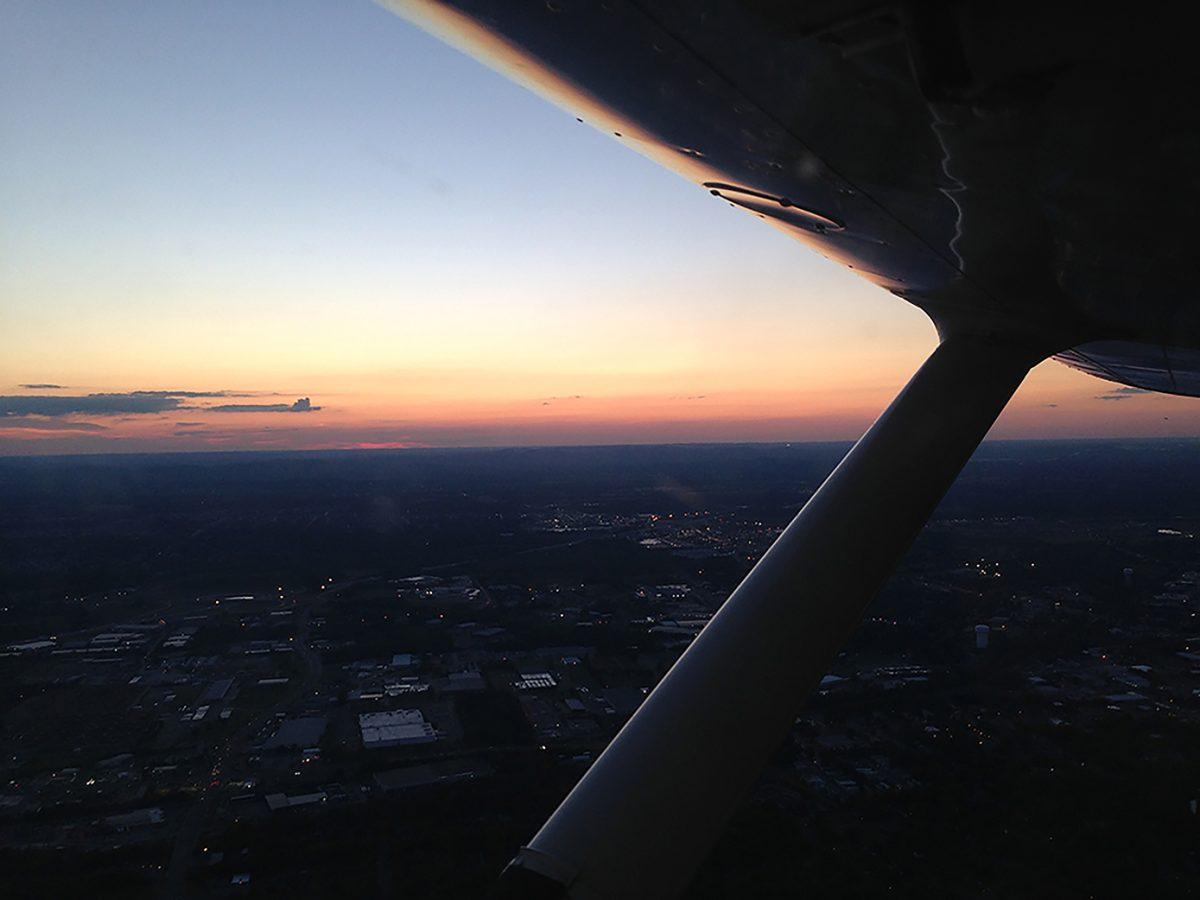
[1,433,1196,463]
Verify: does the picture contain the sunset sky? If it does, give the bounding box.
[3,1,1198,456]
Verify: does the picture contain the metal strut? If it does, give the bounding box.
[502,333,1046,900]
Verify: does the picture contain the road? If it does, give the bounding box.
[160,590,327,898]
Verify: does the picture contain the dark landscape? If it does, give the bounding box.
[1,440,1198,898]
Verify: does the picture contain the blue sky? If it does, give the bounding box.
[2,2,1195,454]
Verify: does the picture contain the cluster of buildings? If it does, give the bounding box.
[3,508,1199,895]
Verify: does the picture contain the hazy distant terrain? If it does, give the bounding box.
[4,440,1198,598]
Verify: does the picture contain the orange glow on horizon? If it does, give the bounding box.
[4,352,1200,456]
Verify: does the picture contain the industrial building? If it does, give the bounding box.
[262,717,328,751]
[358,709,437,748]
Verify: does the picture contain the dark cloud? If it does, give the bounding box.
[209,397,320,413]
[19,383,64,389]
[174,421,205,428]
[0,394,184,416]
[1,390,311,418]
[0,417,108,432]
[128,389,263,398]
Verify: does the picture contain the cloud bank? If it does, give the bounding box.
[1,394,184,416]
[0,417,108,432]
[1,391,319,418]
[209,397,320,413]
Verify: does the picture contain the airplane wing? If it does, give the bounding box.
[377,3,1200,896]
[384,1,1200,397]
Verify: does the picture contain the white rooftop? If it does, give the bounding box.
[359,709,437,747]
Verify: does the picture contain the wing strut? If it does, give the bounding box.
[502,333,1047,899]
